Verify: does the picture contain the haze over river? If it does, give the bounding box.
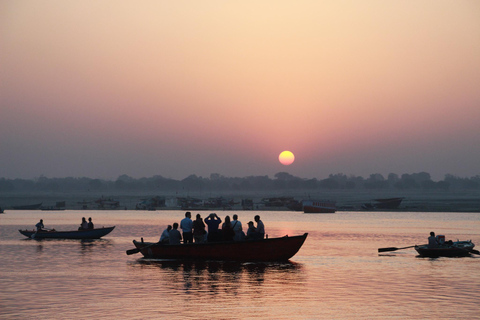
[1,210,479,319]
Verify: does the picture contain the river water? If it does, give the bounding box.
[1,210,479,319]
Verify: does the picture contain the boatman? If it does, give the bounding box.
[35,219,45,232]
[180,211,193,244]
[428,231,438,248]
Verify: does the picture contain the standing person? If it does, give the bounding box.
[79,217,88,230]
[87,217,94,229]
[231,214,244,241]
[204,213,222,242]
[35,219,45,232]
[428,231,438,248]
[180,212,193,244]
[159,225,172,244]
[254,215,265,239]
[193,214,206,243]
[221,215,235,241]
[169,223,182,245]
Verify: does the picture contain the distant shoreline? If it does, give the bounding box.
[1,190,479,213]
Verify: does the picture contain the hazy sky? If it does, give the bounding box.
[1,1,479,181]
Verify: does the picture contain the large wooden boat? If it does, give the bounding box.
[415,240,475,258]
[19,226,115,239]
[130,233,308,262]
[302,200,336,213]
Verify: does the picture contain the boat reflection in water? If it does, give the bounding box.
[132,259,305,292]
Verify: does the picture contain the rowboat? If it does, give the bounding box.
[129,233,308,262]
[302,200,336,213]
[415,240,475,258]
[19,226,115,239]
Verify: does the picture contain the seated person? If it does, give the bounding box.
[245,221,258,240]
[159,225,172,244]
[35,219,45,232]
[428,231,438,248]
[87,217,94,229]
[168,223,182,245]
[79,217,88,230]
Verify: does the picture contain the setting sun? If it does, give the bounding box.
[279,151,295,166]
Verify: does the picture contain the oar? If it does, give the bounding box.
[470,249,480,255]
[378,245,417,253]
[126,247,142,255]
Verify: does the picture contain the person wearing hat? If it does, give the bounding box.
[204,213,222,242]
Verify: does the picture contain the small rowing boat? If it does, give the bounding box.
[415,240,475,258]
[19,226,115,239]
[128,233,308,262]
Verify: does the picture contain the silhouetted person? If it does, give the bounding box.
[87,217,94,229]
[246,221,257,240]
[160,225,172,244]
[428,231,438,248]
[222,215,235,241]
[254,215,265,239]
[205,213,222,242]
[231,214,244,241]
[169,223,182,245]
[79,217,88,230]
[35,219,45,232]
[193,214,206,243]
[180,211,193,244]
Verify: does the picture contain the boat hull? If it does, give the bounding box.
[12,203,43,210]
[133,233,308,262]
[415,241,475,257]
[19,226,115,239]
[303,200,336,213]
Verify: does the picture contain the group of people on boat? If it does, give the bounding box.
[159,212,265,245]
[34,217,94,232]
[78,217,94,230]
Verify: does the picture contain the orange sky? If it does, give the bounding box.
[1,1,479,180]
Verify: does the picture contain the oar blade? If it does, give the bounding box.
[470,249,480,255]
[126,248,140,255]
[378,247,398,253]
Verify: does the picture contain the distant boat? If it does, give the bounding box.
[302,200,336,213]
[18,226,115,239]
[12,203,42,210]
[362,197,404,210]
[129,233,308,262]
[41,201,66,211]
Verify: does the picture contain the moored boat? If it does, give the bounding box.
[303,200,336,213]
[12,203,43,210]
[129,233,308,262]
[415,240,475,257]
[19,226,115,239]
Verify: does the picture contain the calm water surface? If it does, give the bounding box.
[1,210,479,319]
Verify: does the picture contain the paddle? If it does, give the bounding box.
[378,245,417,253]
[470,249,480,255]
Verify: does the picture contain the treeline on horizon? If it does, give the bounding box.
[1,172,479,193]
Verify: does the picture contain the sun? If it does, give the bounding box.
[279,151,295,166]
